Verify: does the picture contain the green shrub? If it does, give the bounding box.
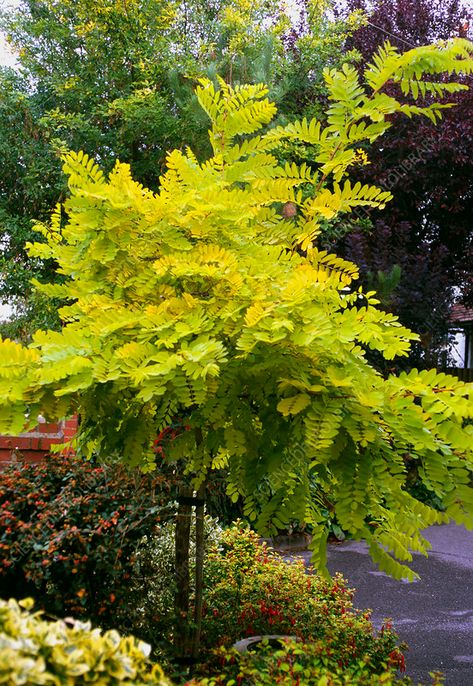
[200,526,403,674]
[0,457,175,629]
[187,639,439,685]
[0,597,171,685]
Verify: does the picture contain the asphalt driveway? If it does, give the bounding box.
[296,524,473,685]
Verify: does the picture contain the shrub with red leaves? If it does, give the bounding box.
[200,526,404,674]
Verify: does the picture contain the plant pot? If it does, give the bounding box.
[233,635,298,654]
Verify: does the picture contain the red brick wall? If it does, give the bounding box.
[0,416,78,467]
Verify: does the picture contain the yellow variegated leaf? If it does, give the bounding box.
[277,393,311,416]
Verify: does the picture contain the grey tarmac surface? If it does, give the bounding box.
[294,524,473,686]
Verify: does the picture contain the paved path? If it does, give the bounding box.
[295,524,473,685]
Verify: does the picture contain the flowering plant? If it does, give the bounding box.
[0,456,175,629]
[200,525,404,674]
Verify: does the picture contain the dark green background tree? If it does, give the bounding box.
[334,0,473,369]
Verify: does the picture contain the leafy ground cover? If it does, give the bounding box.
[188,641,419,686]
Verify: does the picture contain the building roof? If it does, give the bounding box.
[451,304,473,324]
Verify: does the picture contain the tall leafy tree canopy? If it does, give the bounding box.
[1,42,473,581]
[0,0,362,340]
[334,0,473,368]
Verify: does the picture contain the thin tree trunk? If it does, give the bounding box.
[174,428,206,667]
[174,484,193,658]
[192,480,206,660]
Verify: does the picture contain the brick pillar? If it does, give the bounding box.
[0,415,79,468]
[60,416,79,457]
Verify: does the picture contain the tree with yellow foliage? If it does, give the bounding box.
[1,39,473,655]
